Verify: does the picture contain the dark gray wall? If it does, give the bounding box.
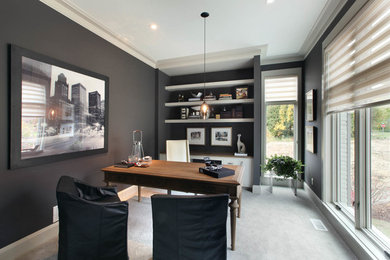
[0,0,156,248]
[304,0,355,198]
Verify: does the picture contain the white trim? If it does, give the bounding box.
[304,183,387,260]
[302,0,348,59]
[39,0,156,68]
[0,222,58,259]
[260,55,303,65]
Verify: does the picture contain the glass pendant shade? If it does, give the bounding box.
[200,101,209,119]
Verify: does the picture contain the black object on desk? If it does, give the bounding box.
[199,167,235,178]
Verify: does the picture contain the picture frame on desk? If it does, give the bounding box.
[211,127,232,146]
[9,45,109,169]
[187,128,205,145]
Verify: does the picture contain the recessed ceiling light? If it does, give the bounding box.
[266,0,275,4]
[150,24,158,30]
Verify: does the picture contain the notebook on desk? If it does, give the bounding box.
[199,167,235,178]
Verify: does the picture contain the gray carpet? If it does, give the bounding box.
[21,187,357,260]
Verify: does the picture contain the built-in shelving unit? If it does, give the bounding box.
[165,118,254,124]
[165,98,254,107]
[165,79,254,91]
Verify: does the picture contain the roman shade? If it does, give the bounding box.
[324,0,390,114]
[264,76,298,102]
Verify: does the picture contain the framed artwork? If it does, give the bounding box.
[211,127,232,146]
[305,89,315,121]
[305,126,316,153]
[186,128,205,145]
[10,45,109,169]
[235,87,248,99]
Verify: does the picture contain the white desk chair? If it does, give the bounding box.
[166,140,190,195]
[166,140,190,163]
[137,140,190,201]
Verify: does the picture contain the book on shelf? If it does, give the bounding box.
[204,97,217,101]
[188,97,201,101]
[234,153,248,157]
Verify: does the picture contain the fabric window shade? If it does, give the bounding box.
[22,83,46,117]
[264,76,297,102]
[324,0,390,114]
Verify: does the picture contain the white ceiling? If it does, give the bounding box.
[41,0,347,76]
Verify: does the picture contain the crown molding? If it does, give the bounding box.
[157,46,265,76]
[40,0,156,68]
[260,55,304,66]
[300,0,348,59]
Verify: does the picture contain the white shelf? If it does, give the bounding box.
[165,98,254,107]
[165,118,254,124]
[165,79,254,92]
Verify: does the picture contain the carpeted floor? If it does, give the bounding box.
[20,187,357,260]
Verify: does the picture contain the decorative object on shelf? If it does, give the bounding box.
[305,89,315,121]
[200,11,210,119]
[187,128,206,145]
[215,114,221,119]
[219,93,233,100]
[211,127,232,146]
[188,92,202,101]
[9,45,109,169]
[236,87,248,99]
[261,154,304,180]
[235,134,247,156]
[233,105,243,118]
[204,91,216,101]
[178,93,185,102]
[221,107,232,118]
[180,107,189,119]
[305,126,316,153]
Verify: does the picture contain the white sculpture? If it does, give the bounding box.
[237,134,246,154]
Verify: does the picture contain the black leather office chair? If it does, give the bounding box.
[151,194,229,260]
[56,176,129,260]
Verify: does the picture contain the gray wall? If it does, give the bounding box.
[304,0,355,198]
[0,0,156,248]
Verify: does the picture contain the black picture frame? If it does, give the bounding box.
[305,89,316,122]
[9,45,109,169]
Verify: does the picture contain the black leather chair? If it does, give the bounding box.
[151,194,229,260]
[56,176,129,260]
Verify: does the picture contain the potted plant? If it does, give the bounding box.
[261,154,304,180]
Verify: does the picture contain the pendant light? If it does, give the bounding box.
[200,12,209,120]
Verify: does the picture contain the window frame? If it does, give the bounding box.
[260,68,302,184]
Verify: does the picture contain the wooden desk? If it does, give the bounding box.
[102,160,243,250]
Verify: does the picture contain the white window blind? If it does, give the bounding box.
[264,76,297,102]
[324,0,390,114]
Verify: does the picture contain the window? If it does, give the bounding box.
[261,68,302,183]
[324,0,390,252]
[370,104,390,243]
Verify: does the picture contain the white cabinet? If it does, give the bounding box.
[159,153,253,188]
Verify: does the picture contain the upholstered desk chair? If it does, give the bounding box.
[56,176,129,260]
[138,139,190,200]
[151,194,228,260]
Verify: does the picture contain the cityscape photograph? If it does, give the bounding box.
[21,56,106,159]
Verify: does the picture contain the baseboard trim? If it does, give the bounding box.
[304,183,385,260]
[0,185,138,259]
[0,222,59,260]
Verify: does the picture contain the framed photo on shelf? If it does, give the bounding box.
[186,128,205,145]
[305,126,316,153]
[9,45,109,169]
[235,87,248,99]
[305,89,315,121]
[211,127,232,146]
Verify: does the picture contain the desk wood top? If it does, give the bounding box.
[102,160,243,186]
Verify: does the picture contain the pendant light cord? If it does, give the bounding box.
[203,14,206,97]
